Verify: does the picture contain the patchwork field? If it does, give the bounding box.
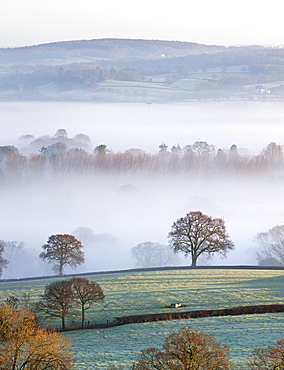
[1,268,284,368]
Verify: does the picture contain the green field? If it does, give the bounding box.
[1,268,284,368]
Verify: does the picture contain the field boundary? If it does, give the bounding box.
[115,304,284,326]
[1,265,284,283]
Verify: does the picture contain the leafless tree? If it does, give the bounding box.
[168,211,234,266]
[254,225,284,266]
[70,277,105,329]
[0,241,9,277]
[34,280,75,330]
[131,242,178,268]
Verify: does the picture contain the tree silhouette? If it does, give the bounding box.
[34,280,75,330]
[0,241,9,277]
[255,225,284,266]
[70,277,105,329]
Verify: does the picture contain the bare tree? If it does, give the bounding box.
[70,277,105,329]
[34,280,75,330]
[131,242,178,268]
[168,211,234,266]
[254,225,284,266]
[0,241,9,277]
[248,338,284,369]
[2,240,24,277]
[40,234,85,276]
[131,326,232,369]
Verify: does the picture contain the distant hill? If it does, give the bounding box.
[0,38,225,65]
[0,38,284,103]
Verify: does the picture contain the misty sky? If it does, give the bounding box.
[1,0,283,48]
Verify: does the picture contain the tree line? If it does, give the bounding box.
[1,130,284,181]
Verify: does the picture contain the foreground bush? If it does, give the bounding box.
[0,303,74,369]
[131,326,232,369]
[248,338,284,369]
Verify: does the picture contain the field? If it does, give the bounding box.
[1,268,284,368]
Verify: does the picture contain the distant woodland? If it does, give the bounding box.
[1,129,283,182]
[1,39,284,102]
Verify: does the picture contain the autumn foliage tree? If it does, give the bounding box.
[0,303,74,369]
[40,234,85,276]
[248,338,284,369]
[168,211,234,266]
[131,326,232,369]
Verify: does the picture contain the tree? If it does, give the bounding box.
[1,240,24,277]
[34,280,75,330]
[40,234,85,276]
[254,225,284,266]
[248,338,284,369]
[72,227,96,245]
[131,242,178,268]
[168,211,234,267]
[131,326,232,369]
[0,303,74,369]
[0,241,9,278]
[70,277,105,329]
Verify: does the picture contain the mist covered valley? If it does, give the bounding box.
[1,101,284,279]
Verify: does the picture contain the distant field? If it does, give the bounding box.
[1,268,284,368]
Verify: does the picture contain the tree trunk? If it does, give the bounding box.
[81,305,85,329]
[62,316,65,330]
[59,262,63,276]
[191,253,197,267]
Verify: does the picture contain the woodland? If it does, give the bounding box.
[0,129,284,182]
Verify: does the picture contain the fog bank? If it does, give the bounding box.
[1,101,284,278]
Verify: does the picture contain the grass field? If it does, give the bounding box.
[1,268,284,368]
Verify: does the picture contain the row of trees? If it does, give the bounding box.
[2,212,284,280]
[34,277,105,330]
[1,136,284,181]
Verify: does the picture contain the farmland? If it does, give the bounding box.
[1,268,284,368]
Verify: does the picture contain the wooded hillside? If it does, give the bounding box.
[1,38,284,102]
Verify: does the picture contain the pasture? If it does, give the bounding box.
[1,268,284,368]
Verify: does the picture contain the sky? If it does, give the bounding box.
[1,0,283,48]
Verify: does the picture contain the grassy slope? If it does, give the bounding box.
[1,268,284,368]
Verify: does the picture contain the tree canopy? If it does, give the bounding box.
[131,242,178,268]
[0,303,74,369]
[168,211,234,266]
[40,234,85,276]
[248,338,284,369]
[131,326,232,369]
